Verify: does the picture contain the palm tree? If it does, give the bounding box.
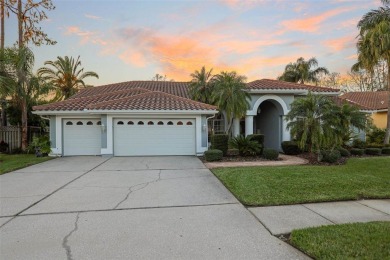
[211,71,250,135]
[354,0,390,144]
[189,66,214,104]
[38,56,98,100]
[278,57,329,84]
[0,47,50,150]
[285,93,338,154]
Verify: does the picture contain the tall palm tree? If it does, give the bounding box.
[189,66,214,104]
[38,56,98,100]
[278,57,329,84]
[211,71,250,135]
[0,47,50,149]
[354,0,390,144]
[285,93,338,154]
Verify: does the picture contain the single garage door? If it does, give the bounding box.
[63,119,101,156]
[114,119,196,156]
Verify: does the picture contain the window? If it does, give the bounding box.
[138,121,144,125]
[76,121,83,125]
[186,121,193,125]
[157,121,164,125]
[177,121,183,125]
[97,121,102,125]
[148,121,154,125]
[128,121,134,125]
[167,121,173,125]
[87,121,93,125]
[117,121,124,125]
[66,121,73,125]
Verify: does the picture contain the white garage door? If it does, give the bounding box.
[63,119,102,156]
[114,119,196,156]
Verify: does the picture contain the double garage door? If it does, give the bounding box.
[62,118,196,156]
[113,118,196,156]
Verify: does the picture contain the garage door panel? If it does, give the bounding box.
[114,119,196,156]
[63,119,101,156]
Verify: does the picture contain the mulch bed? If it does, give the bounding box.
[200,155,282,163]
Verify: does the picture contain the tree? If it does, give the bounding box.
[278,57,329,84]
[354,0,390,144]
[211,71,250,135]
[285,93,337,154]
[189,66,214,104]
[38,56,99,100]
[0,47,50,149]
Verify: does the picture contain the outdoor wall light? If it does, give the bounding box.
[101,124,106,133]
[202,124,207,131]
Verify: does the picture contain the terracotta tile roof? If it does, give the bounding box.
[88,91,217,111]
[69,81,190,99]
[339,91,389,111]
[247,79,339,93]
[33,88,150,111]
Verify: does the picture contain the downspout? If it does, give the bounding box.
[206,114,216,149]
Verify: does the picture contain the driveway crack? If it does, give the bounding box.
[62,213,80,260]
[113,170,161,209]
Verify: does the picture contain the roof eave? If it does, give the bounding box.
[33,109,218,116]
[246,89,307,95]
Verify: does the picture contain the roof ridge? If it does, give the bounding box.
[257,78,338,91]
[87,90,217,110]
[70,87,151,100]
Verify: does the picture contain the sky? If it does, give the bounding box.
[3,0,383,86]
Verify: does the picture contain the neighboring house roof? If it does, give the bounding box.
[33,88,217,112]
[339,91,389,111]
[247,79,339,93]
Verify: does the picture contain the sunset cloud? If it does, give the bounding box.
[324,35,356,51]
[280,7,354,33]
[85,14,102,20]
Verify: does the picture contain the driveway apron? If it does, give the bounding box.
[0,156,307,259]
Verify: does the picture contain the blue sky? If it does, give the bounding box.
[4,0,382,86]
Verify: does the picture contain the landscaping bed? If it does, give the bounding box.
[0,154,53,175]
[290,222,390,259]
[200,155,281,163]
[212,157,390,206]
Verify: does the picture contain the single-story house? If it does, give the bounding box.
[33,79,339,156]
[338,91,389,129]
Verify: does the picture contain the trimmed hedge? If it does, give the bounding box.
[281,141,301,155]
[351,148,365,156]
[262,148,279,160]
[321,150,341,163]
[211,134,229,156]
[338,147,351,157]
[247,134,264,155]
[365,148,382,156]
[382,147,390,155]
[366,143,383,149]
[227,148,239,156]
[204,149,223,162]
[352,139,366,149]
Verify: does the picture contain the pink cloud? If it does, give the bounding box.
[324,35,356,51]
[280,7,354,33]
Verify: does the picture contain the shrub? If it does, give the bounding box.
[352,139,366,149]
[262,148,279,160]
[321,150,341,163]
[28,136,51,156]
[281,141,301,155]
[382,147,390,155]
[211,134,229,156]
[0,140,9,153]
[230,135,261,156]
[365,148,382,156]
[367,127,386,144]
[350,148,365,156]
[226,148,239,156]
[366,143,383,149]
[338,147,350,157]
[247,134,265,154]
[204,149,223,162]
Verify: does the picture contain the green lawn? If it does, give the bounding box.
[0,154,53,174]
[213,157,390,206]
[290,222,390,259]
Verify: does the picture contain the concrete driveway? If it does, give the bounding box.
[0,156,307,259]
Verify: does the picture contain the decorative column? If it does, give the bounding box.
[282,115,291,141]
[245,115,254,136]
[232,118,240,137]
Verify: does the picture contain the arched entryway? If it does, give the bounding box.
[254,100,284,150]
